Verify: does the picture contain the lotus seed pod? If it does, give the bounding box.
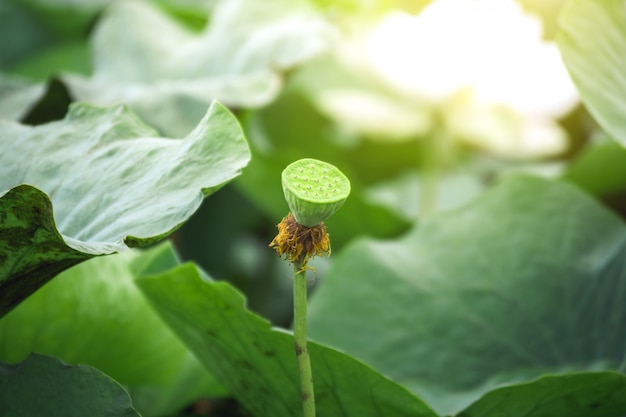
[281,158,351,227]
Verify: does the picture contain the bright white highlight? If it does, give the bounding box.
[365,0,578,118]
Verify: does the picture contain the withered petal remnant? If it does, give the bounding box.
[269,212,330,265]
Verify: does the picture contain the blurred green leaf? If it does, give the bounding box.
[308,175,626,415]
[137,262,439,417]
[172,183,299,326]
[15,0,107,39]
[0,353,139,417]
[562,135,626,197]
[20,0,115,10]
[558,0,626,145]
[519,0,567,40]
[458,372,626,417]
[291,54,434,142]
[365,168,484,221]
[8,41,91,81]
[0,243,224,417]
[237,147,409,249]
[0,1,56,70]
[0,101,249,317]
[237,90,414,249]
[128,352,227,417]
[312,0,429,15]
[21,0,216,23]
[64,0,334,136]
[0,75,45,120]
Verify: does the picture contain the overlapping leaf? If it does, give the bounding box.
[137,263,439,417]
[459,372,626,417]
[558,0,626,145]
[0,354,139,417]
[64,0,334,136]
[0,242,223,417]
[0,101,249,316]
[308,175,626,415]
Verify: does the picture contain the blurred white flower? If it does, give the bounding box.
[366,0,577,116]
[320,0,578,158]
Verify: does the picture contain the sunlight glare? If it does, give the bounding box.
[365,0,578,118]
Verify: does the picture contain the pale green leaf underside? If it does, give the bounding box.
[64,0,333,136]
[137,263,439,417]
[558,0,626,144]
[0,100,249,316]
[0,242,223,417]
[0,353,139,417]
[0,74,45,121]
[308,175,626,415]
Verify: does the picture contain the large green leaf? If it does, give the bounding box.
[0,353,139,417]
[0,101,248,315]
[308,175,626,415]
[458,372,626,417]
[558,0,626,144]
[0,242,223,417]
[137,263,439,417]
[63,0,334,136]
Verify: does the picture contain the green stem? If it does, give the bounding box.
[293,261,315,417]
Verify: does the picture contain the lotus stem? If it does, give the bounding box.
[269,158,351,417]
[293,260,315,417]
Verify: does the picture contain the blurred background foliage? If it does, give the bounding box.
[3,0,622,324]
[2,0,626,413]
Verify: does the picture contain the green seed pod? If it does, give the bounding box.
[281,158,351,227]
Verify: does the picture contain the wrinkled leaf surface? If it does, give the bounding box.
[0,101,248,315]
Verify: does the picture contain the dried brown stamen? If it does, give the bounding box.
[269,212,331,265]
